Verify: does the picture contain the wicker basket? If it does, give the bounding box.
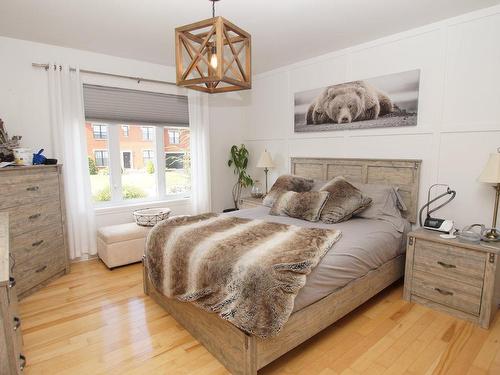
[133,208,171,227]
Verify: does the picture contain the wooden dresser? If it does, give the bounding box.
[0,213,25,374]
[404,229,500,329]
[0,165,69,299]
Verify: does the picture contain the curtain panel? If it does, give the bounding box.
[47,64,97,259]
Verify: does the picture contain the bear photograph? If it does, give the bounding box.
[294,69,420,132]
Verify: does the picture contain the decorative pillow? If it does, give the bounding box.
[351,182,407,232]
[270,191,330,222]
[319,176,372,224]
[263,174,314,207]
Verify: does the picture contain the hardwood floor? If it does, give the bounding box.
[19,259,500,375]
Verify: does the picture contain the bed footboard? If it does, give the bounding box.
[142,254,404,374]
[143,257,257,374]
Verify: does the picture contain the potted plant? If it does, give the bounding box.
[227,144,253,209]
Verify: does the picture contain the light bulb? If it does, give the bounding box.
[210,46,218,69]
[210,54,218,69]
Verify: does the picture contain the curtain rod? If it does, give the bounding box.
[31,63,177,86]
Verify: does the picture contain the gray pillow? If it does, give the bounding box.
[319,176,372,224]
[263,174,314,207]
[270,191,330,222]
[352,182,406,232]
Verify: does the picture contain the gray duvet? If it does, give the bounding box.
[225,206,410,312]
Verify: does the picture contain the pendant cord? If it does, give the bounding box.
[212,0,215,18]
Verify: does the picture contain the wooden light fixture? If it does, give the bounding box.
[175,0,251,94]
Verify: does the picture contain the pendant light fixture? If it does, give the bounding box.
[175,0,251,93]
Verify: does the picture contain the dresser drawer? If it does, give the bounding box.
[412,270,482,316]
[5,198,62,238]
[13,244,66,295]
[11,225,64,261]
[413,239,486,287]
[0,170,60,210]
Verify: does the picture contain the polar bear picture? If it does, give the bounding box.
[294,70,420,132]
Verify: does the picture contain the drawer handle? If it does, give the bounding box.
[36,265,47,273]
[13,316,21,331]
[8,277,16,288]
[19,354,26,370]
[26,186,39,192]
[29,213,41,220]
[437,261,456,269]
[434,287,453,296]
[32,239,44,247]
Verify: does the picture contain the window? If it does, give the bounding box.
[164,128,190,195]
[94,150,108,167]
[82,84,190,206]
[141,126,154,141]
[93,124,108,139]
[168,130,180,144]
[143,150,154,164]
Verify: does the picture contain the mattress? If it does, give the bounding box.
[225,206,410,312]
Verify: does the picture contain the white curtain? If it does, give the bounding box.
[188,91,211,214]
[47,64,97,259]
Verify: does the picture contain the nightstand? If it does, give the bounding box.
[239,196,264,209]
[404,229,500,329]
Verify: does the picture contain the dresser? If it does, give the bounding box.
[0,213,25,374]
[0,165,69,299]
[404,229,500,329]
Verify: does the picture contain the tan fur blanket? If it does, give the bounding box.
[145,213,341,338]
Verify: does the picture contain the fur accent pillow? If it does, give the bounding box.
[319,176,372,224]
[270,191,330,222]
[263,174,314,207]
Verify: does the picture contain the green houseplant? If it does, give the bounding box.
[228,144,253,209]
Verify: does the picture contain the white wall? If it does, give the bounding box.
[208,92,249,212]
[239,6,500,229]
[0,36,239,223]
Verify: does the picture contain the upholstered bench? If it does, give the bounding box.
[97,222,152,269]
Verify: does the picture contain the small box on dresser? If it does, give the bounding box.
[404,229,500,329]
[0,213,25,374]
[0,165,69,300]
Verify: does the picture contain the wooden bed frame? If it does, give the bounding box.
[143,157,422,374]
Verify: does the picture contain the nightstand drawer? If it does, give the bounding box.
[412,270,482,316]
[413,240,486,287]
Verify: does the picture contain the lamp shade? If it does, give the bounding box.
[256,150,274,169]
[479,150,500,183]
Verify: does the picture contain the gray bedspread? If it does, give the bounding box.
[225,206,410,312]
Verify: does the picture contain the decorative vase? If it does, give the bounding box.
[251,180,264,198]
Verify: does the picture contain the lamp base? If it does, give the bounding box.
[482,229,500,242]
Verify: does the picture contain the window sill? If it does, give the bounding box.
[94,197,191,216]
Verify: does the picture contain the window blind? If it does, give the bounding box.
[83,84,189,127]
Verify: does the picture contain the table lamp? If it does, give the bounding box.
[256,150,274,194]
[478,147,500,241]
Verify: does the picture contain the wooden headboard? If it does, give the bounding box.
[291,157,422,223]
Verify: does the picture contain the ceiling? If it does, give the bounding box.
[0,0,499,74]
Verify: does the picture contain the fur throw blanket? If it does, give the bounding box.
[145,213,342,338]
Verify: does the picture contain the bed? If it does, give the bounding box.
[143,157,421,374]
